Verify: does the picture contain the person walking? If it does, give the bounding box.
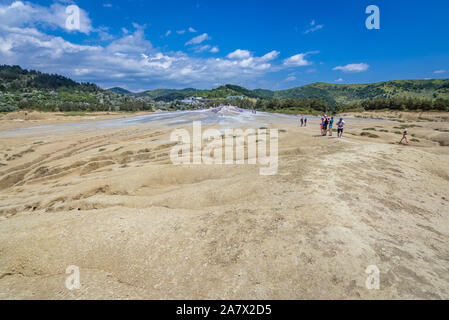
[337,118,345,138]
[300,117,304,127]
[304,118,307,127]
[399,130,409,145]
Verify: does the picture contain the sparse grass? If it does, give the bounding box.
[411,138,420,143]
[0,163,6,167]
[113,146,124,152]
[418,117,433,122]
[379,129,389,133]
[394,131,403,135]
[279,129,287,133]
[33,141,44,145]
[99,148,106,152]
[361,132,379,138]
[435,128,449,132]
[394,124,422,129]
[61,112,88,117]
[362,128,377,131]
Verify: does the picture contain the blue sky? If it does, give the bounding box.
[0,0,448,91]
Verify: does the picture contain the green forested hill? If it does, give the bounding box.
[108,87,133,95]
[126,80,449,106]
[273,80,449,105]
[0,65,151,112]
[1,64,448,113]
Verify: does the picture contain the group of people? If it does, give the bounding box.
[299,114,412,144]
[299,115,345,138]
[320,115,345,138]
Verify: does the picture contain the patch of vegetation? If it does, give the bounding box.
[99,148,106,152]
[411,138,420,142]
[394,131,403,135]
[0,65,154,113]
[394,124,422,129]
[62,112,88,117]
[362,128,377,131]
[361,132,380,138]
[379,129,389,132]
[435,128,449,132]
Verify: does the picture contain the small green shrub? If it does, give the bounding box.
[361,132,379,138]
[0,105,18,113]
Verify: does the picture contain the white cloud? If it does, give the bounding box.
[260,50,280,61]
[333,63,370,73]
[335,78,344,82]
[103,4,113,8]
[192,45,211,53]
[434,70,446,74]
[285,76,296,81]
[0,1,94,35]
[283,52,318,67]
[106,26,152,54]
[185,33,210,46]
[304,20,324,34]
[188,27,197,33]
[176,30,186,35]
[165,30,171,37]
[0,2,317,89]
[227,49,251,60]
[74,68,90,75]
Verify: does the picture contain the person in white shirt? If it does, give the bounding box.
[337,118,345,138]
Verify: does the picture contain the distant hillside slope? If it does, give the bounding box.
[274,80,449,105]
[0,65,151,112]
[108,87,133,95]
[1,64,448,113]
[121,80,449,105]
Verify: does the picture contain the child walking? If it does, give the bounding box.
[399,130,409,145]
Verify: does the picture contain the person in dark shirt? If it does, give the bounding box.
[322,117,329,136]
